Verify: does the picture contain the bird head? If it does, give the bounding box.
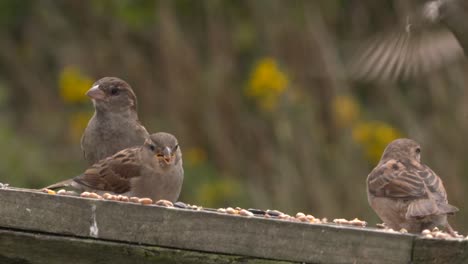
[381,138,421,163]
[145,132,181,168]
[87,77,137,113]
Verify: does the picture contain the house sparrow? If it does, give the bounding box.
[48,132,183,202]
[367,138,458,235]
[81,77,150,165]
[347,0,468,81]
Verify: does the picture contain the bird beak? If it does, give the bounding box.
[163,146,172,164]
[86,85,106,100]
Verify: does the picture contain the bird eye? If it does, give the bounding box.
[415,148,421,153]
[173,144,179,151]
[149,145,155,151]
[110,87,119,95]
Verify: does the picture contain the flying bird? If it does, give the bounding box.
[347,0,468,82]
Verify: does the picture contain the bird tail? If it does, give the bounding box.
[438,203,459,215]
[407,199,459,218]
[43,179,74,190]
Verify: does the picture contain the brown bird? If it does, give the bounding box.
[81,77,150,165]
[347,0,468,81]
[48,132,183,202]
[367,138,458,234]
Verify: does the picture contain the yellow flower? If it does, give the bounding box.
[59,66,93,104]
[352,121,402,164]
[185,147,207,166]
[333,95,360,128]
[246,57,289,111]
[68,111,93,142]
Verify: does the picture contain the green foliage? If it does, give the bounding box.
[0,0,33,29]
[91,0,156,29]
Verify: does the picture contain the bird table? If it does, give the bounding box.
[0,187,466,264]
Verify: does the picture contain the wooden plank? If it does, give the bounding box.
[0,228,292,264]
[0,188,415,263]
[412,237,468,264]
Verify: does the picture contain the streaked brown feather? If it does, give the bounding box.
[368,159,427,199]
[73,148,142,194]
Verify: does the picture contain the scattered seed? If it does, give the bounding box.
[129,197,140,203]
[80,192,90,197]
[333,218,348,224]
[188,204,199,210]
[155,199,174,207]
[435,232,449,239]
[138,198,153,205]
[87,192,102,199]
[349,218,367,227]
[239,209,254,217]
[247,208,266,215]
[174,201,187,208]
[226,207,238,215]
[399,228,408,233]
[276,213,288,220]
[312,218,323,224]
[421,229,431,235]
[266,210,282,217]
[376,223,386,229]
[217,208,227,213]
[295,212,306,218]
[43,189,56,195]
[119,196,129,202]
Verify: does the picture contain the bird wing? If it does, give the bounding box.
[367,159,427,199]
[346,28,463,82]
[73,148,142,194]
[368,159,458,218]
[345,0,465,83]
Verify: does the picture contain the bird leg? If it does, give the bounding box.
[446,223,459,237]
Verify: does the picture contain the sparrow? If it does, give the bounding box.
[81,77,150,165]
[367,138,458,235]
[347,0,468,82]
[48,132,184,202]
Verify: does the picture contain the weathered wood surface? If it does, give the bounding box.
[0,228,290,264]
[0,188,466,264]
[413,237,468,264]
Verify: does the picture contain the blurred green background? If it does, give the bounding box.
[0,0,467,232]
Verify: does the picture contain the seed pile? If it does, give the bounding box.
[332,218,367,227]
[216,207,330,224]
[38,189,466,239]
[421,227,465,240]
